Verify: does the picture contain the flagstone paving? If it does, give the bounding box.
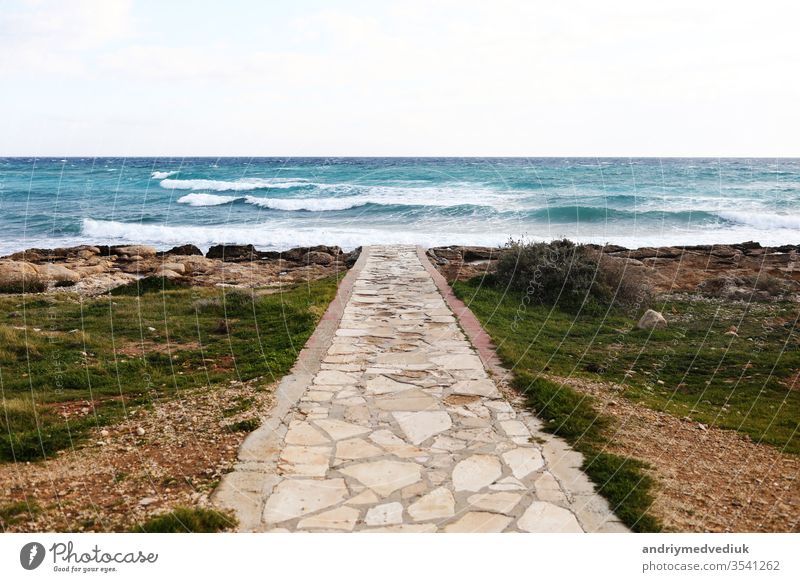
[214,245,627,532]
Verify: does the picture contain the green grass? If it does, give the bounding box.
[454,280,800,455]
[0,277,340,462]
[131,507,236,533]
[454,278,800,531]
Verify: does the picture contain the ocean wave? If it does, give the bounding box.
[717,211,800,229]
[525,206,723,223]
[79,218,507,249]
[161,177,311,191]
[243,195,369,211]
[151,170,177,179]
[177,193,241,207]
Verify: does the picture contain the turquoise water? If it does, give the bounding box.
[1,158,798,254]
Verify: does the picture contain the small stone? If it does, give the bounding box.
[100,429,110,437]
[135,427,146,437]
[139,497,157,506]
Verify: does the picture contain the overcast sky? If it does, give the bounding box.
[1,0,798,156]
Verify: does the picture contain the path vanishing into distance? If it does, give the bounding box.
[214,245,627,532]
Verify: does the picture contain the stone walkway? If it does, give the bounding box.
[214,246,627,532]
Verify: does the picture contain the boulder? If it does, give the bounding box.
[637,309,667,330]
[159,262,186,274]
[206,244,258,261]
[160,244,203,257]
[303,251,333,266]
[111,245,157,258]
[180,256,215,274]
[0,260,40,288]
[34,263,81,284]
[155,268,184,280]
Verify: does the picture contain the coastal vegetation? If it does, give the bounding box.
[0,277,340,463]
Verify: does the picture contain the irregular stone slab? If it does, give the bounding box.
[450,379,501,398]
[501,447,545,479]
[297,506,360,531]
[280,446,331,466]
[499,420,531,438]
[314,419,370,441]
[263,479,348,523]
[393,411,452,444]
[431,354,484,370]
[466,492,522,514]
[364,524,437,533]
[374,389,439,411]
[346,489,380,506]
[517,502,583,532]
[369,429,425,458]
[365,375,416,395]
[452,455,502,492]
[443,512,512,533]
[335,438,383,461]
[430,435,467,452]
[340,460,422,497]
[314,369,358,385]
[365,502,404,526]
[533,472,567,503]
[407,487,455,521]
[284,422,330,446]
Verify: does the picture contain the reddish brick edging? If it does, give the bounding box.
[416,247,508,384]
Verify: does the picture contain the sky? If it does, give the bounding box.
[0,0,798,156]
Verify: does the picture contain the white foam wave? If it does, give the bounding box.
[718,211,800,229]
[243,196,368,211]
[160,178,310,191]
[151,170,177,179]
[177,193,241,207]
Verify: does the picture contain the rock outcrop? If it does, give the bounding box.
[0,244,361,295]
[427,242,800,300]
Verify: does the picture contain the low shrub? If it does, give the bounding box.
[493,238,649,311]
[109,276,189,296]
[0,276,47,294]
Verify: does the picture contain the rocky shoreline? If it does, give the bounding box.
[2,240,799,300]
[0,244,361,295]
[427,242,800,300]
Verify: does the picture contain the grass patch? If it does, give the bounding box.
[109,276,190,296]
[454,280,800,455]
[0,276,340,462]
[131,507,236,533]
[226,418,260,433]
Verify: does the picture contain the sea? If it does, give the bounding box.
[1,157,798,256]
